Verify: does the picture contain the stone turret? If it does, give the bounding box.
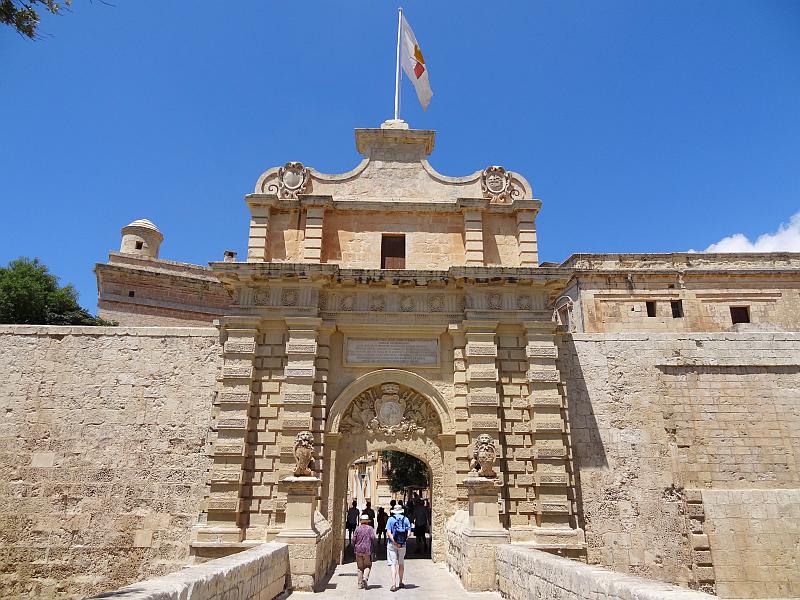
[120,219,164,258]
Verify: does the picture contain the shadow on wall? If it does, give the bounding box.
[558,334,609,534]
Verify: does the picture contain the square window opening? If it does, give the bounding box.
[381,234,405,269]
[671,300,684,318]
[646,301,656,317]
[128,290,135,297]
[135,241,144,250]
[730,306,750,324]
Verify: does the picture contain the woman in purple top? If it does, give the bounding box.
[352,513,376,589]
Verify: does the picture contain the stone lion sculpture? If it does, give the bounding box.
[293,430,315,477]
[472,433,497,478]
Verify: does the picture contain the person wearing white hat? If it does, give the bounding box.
[386,505,411,592]
[353,512,376,589]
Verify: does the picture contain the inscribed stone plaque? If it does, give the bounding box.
[346,338,439,367]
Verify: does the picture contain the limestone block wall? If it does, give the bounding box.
[560,332,800,597]
[86,541,288,600]
[320,210,466,268]
[0,326,221,599]
[701,489,800,598]
[496,545,715,600]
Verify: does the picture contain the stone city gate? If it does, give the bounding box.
[187,122,587,591]
[323,369,456,564]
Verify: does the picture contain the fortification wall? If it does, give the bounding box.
[561,332,800,598]
[0,326,221,599]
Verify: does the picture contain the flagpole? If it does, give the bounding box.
[394,7,403,120]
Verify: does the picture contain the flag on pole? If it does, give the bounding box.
[399,13,433,111]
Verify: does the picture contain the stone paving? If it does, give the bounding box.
[290,538,500,599]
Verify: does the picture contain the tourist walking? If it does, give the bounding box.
[346,500,359,547]
[386,505,412,592]
[364,500,376,528]
[352,513,376,589]
[376,506,388,544]
[413,500,429,553]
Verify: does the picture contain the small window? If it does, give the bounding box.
[381,235,405,269]
[128,290,135,297]
[646,301,656,317]
[730,306,750,324]
[671,300,684,318]
[135,241,144,250]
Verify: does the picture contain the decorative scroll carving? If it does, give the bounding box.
[281,288,299,306]
[481,166,520,204]
[340,383,441,438]
[370,294,386,312]
[267,162,311,199]
[471,434,497,478]
[428,294,445,312]
[293,431,315,476]
[516,295,533,310]
[487,292,503,310]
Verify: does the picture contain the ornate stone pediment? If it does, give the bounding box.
[339,382,441,438]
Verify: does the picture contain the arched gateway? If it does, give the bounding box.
[323,370,456,563]
[191,122,585,591]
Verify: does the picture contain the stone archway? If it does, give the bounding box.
[323,371,456,564]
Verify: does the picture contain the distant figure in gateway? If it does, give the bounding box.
[346,500,360,547]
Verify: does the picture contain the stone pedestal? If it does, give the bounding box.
[460,475,510,591]
[276,476,332,592]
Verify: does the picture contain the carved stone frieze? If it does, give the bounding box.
[218,391,250,404]
[339,382,441,438]
[222,365,253,379]
[370,294,386,311]
[526,368,560,383]
[516,295,533,310]
[253,288,271,306]
[281,288,299,306]
[526,343,558,359]
[428,294,445,312]
[487,292,503,310]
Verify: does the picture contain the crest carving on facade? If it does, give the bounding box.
[267,161,311,199]
[293,430,315,477]
[340,383,441,438]
[481,166,520,204]
[471,433,498,478]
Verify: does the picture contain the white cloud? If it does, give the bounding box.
[703,211,800,253]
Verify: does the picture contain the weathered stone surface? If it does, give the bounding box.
[0,326,220,599]
[86,541,288,599]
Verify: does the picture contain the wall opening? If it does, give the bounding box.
[646,301,656,317]
[135,241,144,250]
[671,300,684,318]
[343,450,431,564]
[381,235,406,269]
[730,306,750,324]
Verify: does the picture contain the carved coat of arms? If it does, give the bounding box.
[340,383,441,437]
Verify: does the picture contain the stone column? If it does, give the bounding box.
[458,463,509,592]
[276,431,328,592]
[463,210,485,266]
[247,197,272,262]
[193,320,259,551]
[515,209,538,267]
[464,320,500,448]
[523,321,584,549]
[302,205,325,263]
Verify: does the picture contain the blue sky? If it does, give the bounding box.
[2,1,799,312]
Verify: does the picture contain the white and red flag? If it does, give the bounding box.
[398,12,433,111]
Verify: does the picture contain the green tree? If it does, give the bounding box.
[0,257,115,325]
[1,0,71,39]
[381,451,429,494]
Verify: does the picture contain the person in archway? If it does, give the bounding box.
[364,500,375,528]
[353,513,376,589]
[386,505,411,592]
[413,499,429,554]
[346,500,359,547]
[376,506,388,545]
